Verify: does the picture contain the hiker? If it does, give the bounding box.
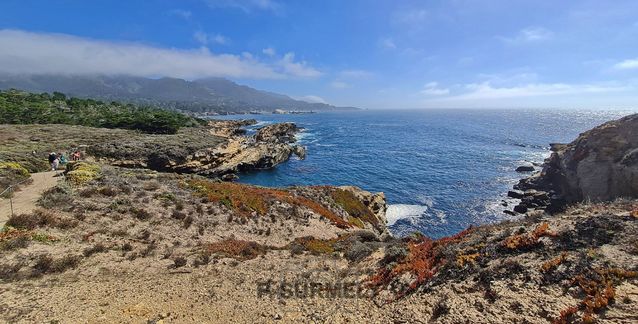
[72,151,81,161]
[59,152,68,166]
[48,152,59,171]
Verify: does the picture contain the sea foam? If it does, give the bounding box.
[386,204,429,226]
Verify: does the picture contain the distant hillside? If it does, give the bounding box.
[0,74,358,114]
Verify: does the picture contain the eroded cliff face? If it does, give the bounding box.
[91,120,306,178]
[515,113,638,212]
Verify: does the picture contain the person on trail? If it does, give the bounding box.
[59,153,68,166]
[72,151,81,161]
[48,152,59,171]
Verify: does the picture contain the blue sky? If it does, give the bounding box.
[0,0,637,109]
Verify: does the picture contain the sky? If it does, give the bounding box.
[0,0,637,109]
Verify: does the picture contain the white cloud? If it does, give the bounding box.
[436,82,626,101]
[0,29,322,80]
[378,37,397,49]
[613,58,638,70]
[420,82,450,96]
[500,27,554,44]
[213,34,227,44]
[205,0,283,14]
[330,81,349,89]
[278,52,322,78]
[298,95,326,104]
[194,31,228,45]
[477,71,539,86]
[338,69,373,79]
[262,47,276,56]
[419,81,636,108]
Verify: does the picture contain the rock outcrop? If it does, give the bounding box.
[514,113,638,213]
[254,122,299,143]
[88,120,306,179]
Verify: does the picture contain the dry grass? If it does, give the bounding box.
[203,239,269,260]
[0,227,58,251]
[6,209,78,230]
[32,254,81,276]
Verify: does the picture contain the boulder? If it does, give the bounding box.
[221,173,239,182]
[523,189,538,196]
[292,145,306,160]
[513,204,528,214]
[507,190,525,199]
[503,210,517,216]
[255,123,299,143]
[515,164,535,172]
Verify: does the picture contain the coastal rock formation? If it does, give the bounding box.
[90,119,306,178]
[338,185,389,235]
[254,122,299,143]
[200,122,306,177]
[514,113,638,212]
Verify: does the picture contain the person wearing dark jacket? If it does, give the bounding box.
[48,152,59,171]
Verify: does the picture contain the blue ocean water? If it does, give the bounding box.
[217,109,635,238]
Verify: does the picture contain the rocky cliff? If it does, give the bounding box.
[90,120,306,178]
[513,113,638,213]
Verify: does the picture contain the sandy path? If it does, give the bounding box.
[0,171,61,226]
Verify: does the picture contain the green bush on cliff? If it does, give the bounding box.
[331,188,378,227]
[0,89,205,134]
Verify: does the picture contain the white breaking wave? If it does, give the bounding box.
[386,204,429,226]
[254,121,271,127]
[295,130,316,143]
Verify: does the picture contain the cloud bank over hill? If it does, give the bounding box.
[0,29,320,80]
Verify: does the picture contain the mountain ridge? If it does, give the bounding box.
[0,74,358,114]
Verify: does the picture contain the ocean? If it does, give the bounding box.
[216,109,635,238]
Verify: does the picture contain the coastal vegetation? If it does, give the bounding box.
[0,160,636,322]
[0,89,204,134]
[0,162,31,196]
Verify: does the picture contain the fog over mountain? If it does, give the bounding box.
[0,74,357,114]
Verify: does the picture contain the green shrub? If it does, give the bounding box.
[0,89,200,134]
[65,162,101,186]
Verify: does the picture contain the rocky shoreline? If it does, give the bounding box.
[99,119,307,179]
[508,113,638,216]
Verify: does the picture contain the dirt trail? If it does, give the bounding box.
[0,171,61,226]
